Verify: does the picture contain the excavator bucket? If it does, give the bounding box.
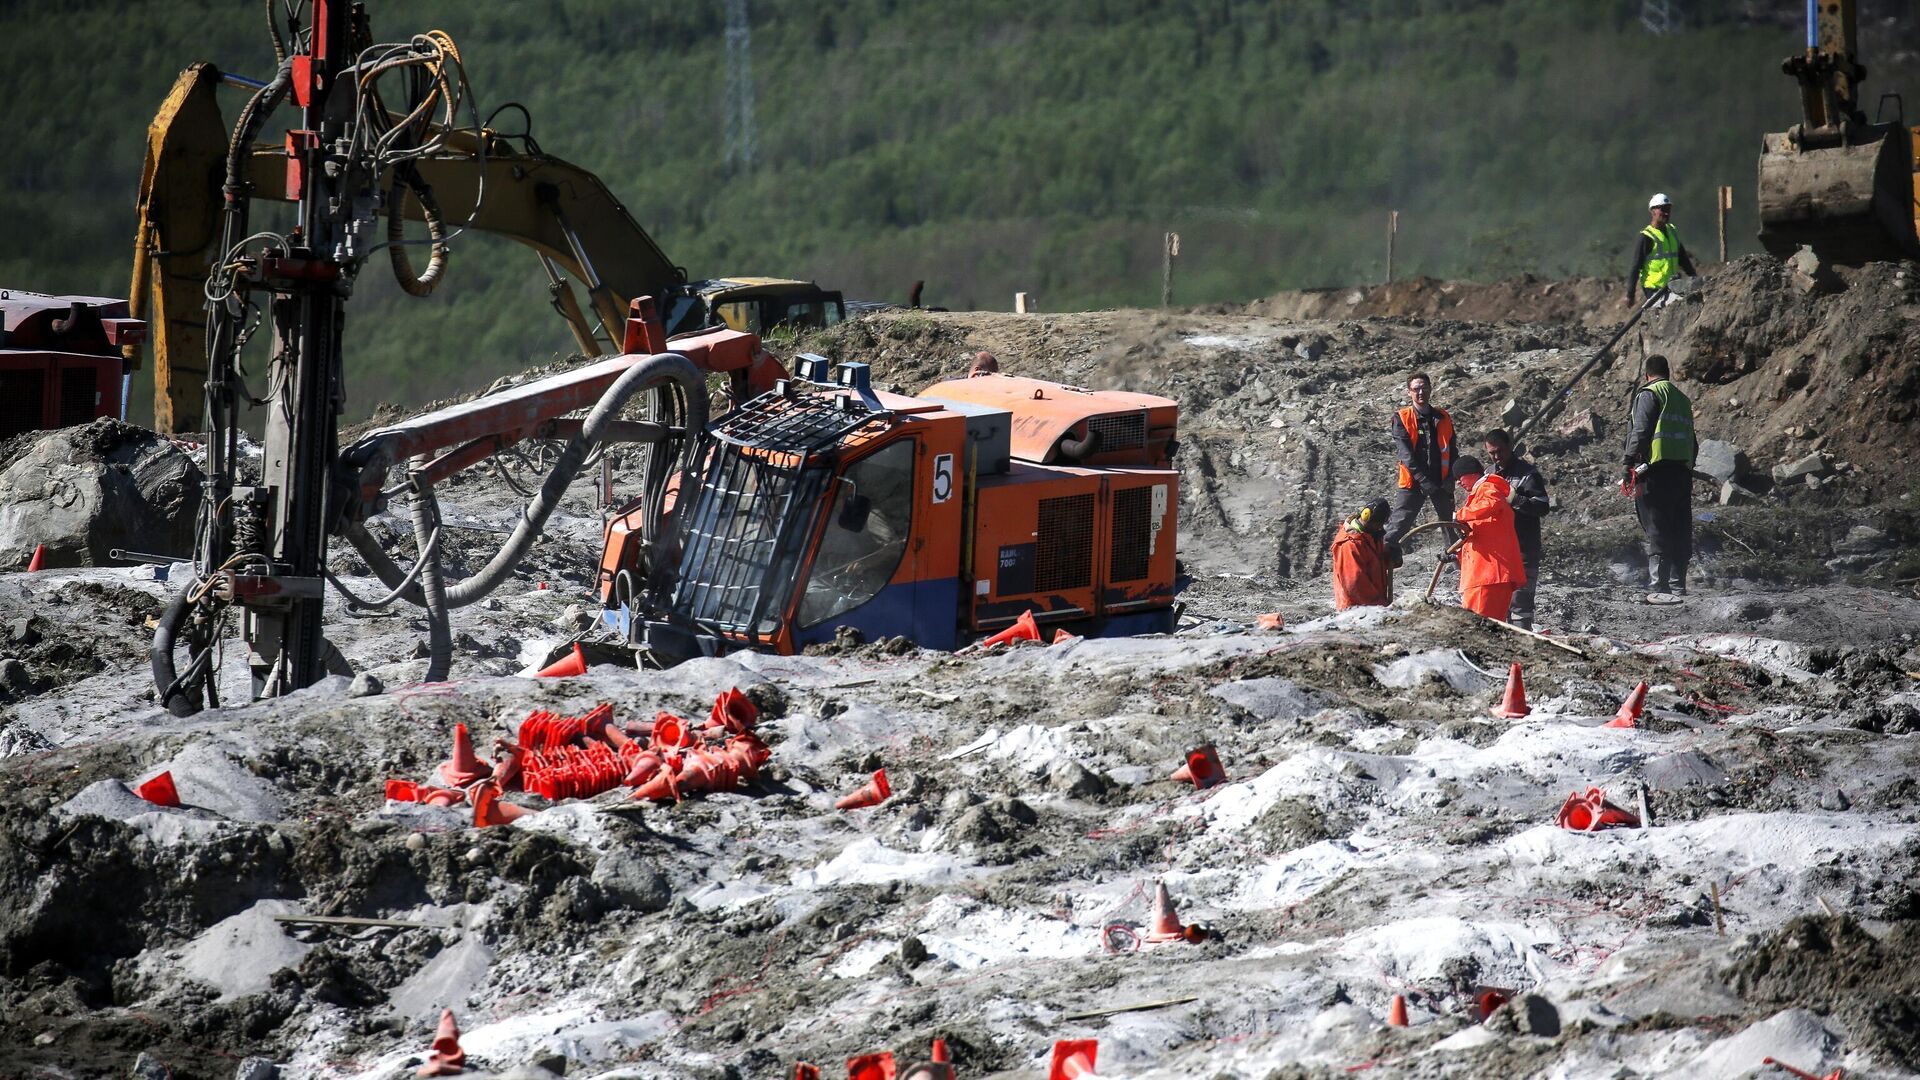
[1757,121,1920,265]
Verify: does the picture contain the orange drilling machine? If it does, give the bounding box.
[599,305,1180,659]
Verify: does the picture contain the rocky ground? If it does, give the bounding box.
[1,257,1919,1080]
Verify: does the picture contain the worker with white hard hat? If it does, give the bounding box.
[1623,192,1697,307]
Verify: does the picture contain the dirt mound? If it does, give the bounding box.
[1641,256,1920,484]
[1727,915,1920,1068]
[1245,273,1627,328]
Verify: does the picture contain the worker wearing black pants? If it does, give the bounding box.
[1625,355,1696,596]
[1383,372,1457,555]
[1635,462,1693,591]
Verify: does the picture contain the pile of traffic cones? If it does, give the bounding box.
[380,688,770,825]
[795,1039,952,1080]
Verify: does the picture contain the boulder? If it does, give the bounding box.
[1788,245,1840,295]
[1693,439,1749,485]
[1719,481,1763,506]
[1772,451,1832,485]
[1553,409,1602,441]
[1499,398,1528,428]
[1294,337,1328,361]
[0,419,201,570]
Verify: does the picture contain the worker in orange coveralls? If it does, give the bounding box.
[1449,455,1527,621]
[1331,497,1393,610]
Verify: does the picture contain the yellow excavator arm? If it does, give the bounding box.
[131,64,692,432]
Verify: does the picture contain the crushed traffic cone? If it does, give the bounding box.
[1048,1040,1097,1080]
[1489,663,1531,719]
[133,770,181,808]
[1387,994,1409,1027]
[1555,787,1640,832]
[836,768,891,810]
[1760,1058,1842,1080]
[1144,880,1205,943]
[1255,612,1284,630]
[535,642,587,678]
[847,1052,897,1080]
[1169,744,1224,790]
[1475,988,1511,1022]
[1607,682,1648,729]
[981,610,1041,648]
[707,687,758,734]
[472,782,538,828]
[438,723,492,786]
[415,1008,466,1076]
[26,544,44,572]
[794,1067,822,1080]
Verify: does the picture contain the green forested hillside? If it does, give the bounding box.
[2,0,1916,421]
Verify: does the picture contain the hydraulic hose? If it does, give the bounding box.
[408,469,452,682]
[150,576,206,717]
[342,353,707,609]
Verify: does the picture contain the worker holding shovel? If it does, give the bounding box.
[1447,455,1527,622]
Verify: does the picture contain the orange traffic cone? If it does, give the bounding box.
[1387,994,1409,1027]
[1474,988,1510,1022]
[133,770,181,808]
[26,544,44,572]
[707,687,758,733]
[1048,1040,1097,1080]
[623,750,664,787]
[1607,682,1648,729]
[794,1066,822,1080]
[836,768,891,810]
[415,1008,466,1076]
[1555,787,1640,831]
[1169,744,1224,790]
[981,610,1041,648]
[1050,628,1079,645]
[1143,880,1206,943]
[438,723,493,786]
[535,642,588,678]
[1255,612,1284,630]
[472,782,538,828]
[847,1052,897,1080]
[930,1039,950,1064]
[652,711,694,750]
[1490,663,1531,719]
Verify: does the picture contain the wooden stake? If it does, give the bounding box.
[1161,231,1180,308]
[1717,185,1733,263]
[1710,882,1725,936]
[1014,292,1031,314]
[1386,209,1399,283]
[1483,615,1589,657]
[1637,785,1651,829]
[1816,895,1837,918]
[1062,995,1199,1022]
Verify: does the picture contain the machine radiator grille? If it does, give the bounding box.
[1110,486,1152,582]
[0,370,44,441]
[58,367,96,428]
[1088,413,1146,453]
[1035,493,1094,592]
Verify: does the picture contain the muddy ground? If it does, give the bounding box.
[2,257,1919,1080]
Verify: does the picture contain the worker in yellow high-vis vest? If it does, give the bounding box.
[1624,354,1696,598]
[1623,193,1698,307]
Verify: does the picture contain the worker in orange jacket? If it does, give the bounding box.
[1449,455,1527,621]
[1331,497,1393,610]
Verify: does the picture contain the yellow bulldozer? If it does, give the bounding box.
[1757,0,1920,264]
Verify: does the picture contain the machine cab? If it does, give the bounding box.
[612,362,966,661]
